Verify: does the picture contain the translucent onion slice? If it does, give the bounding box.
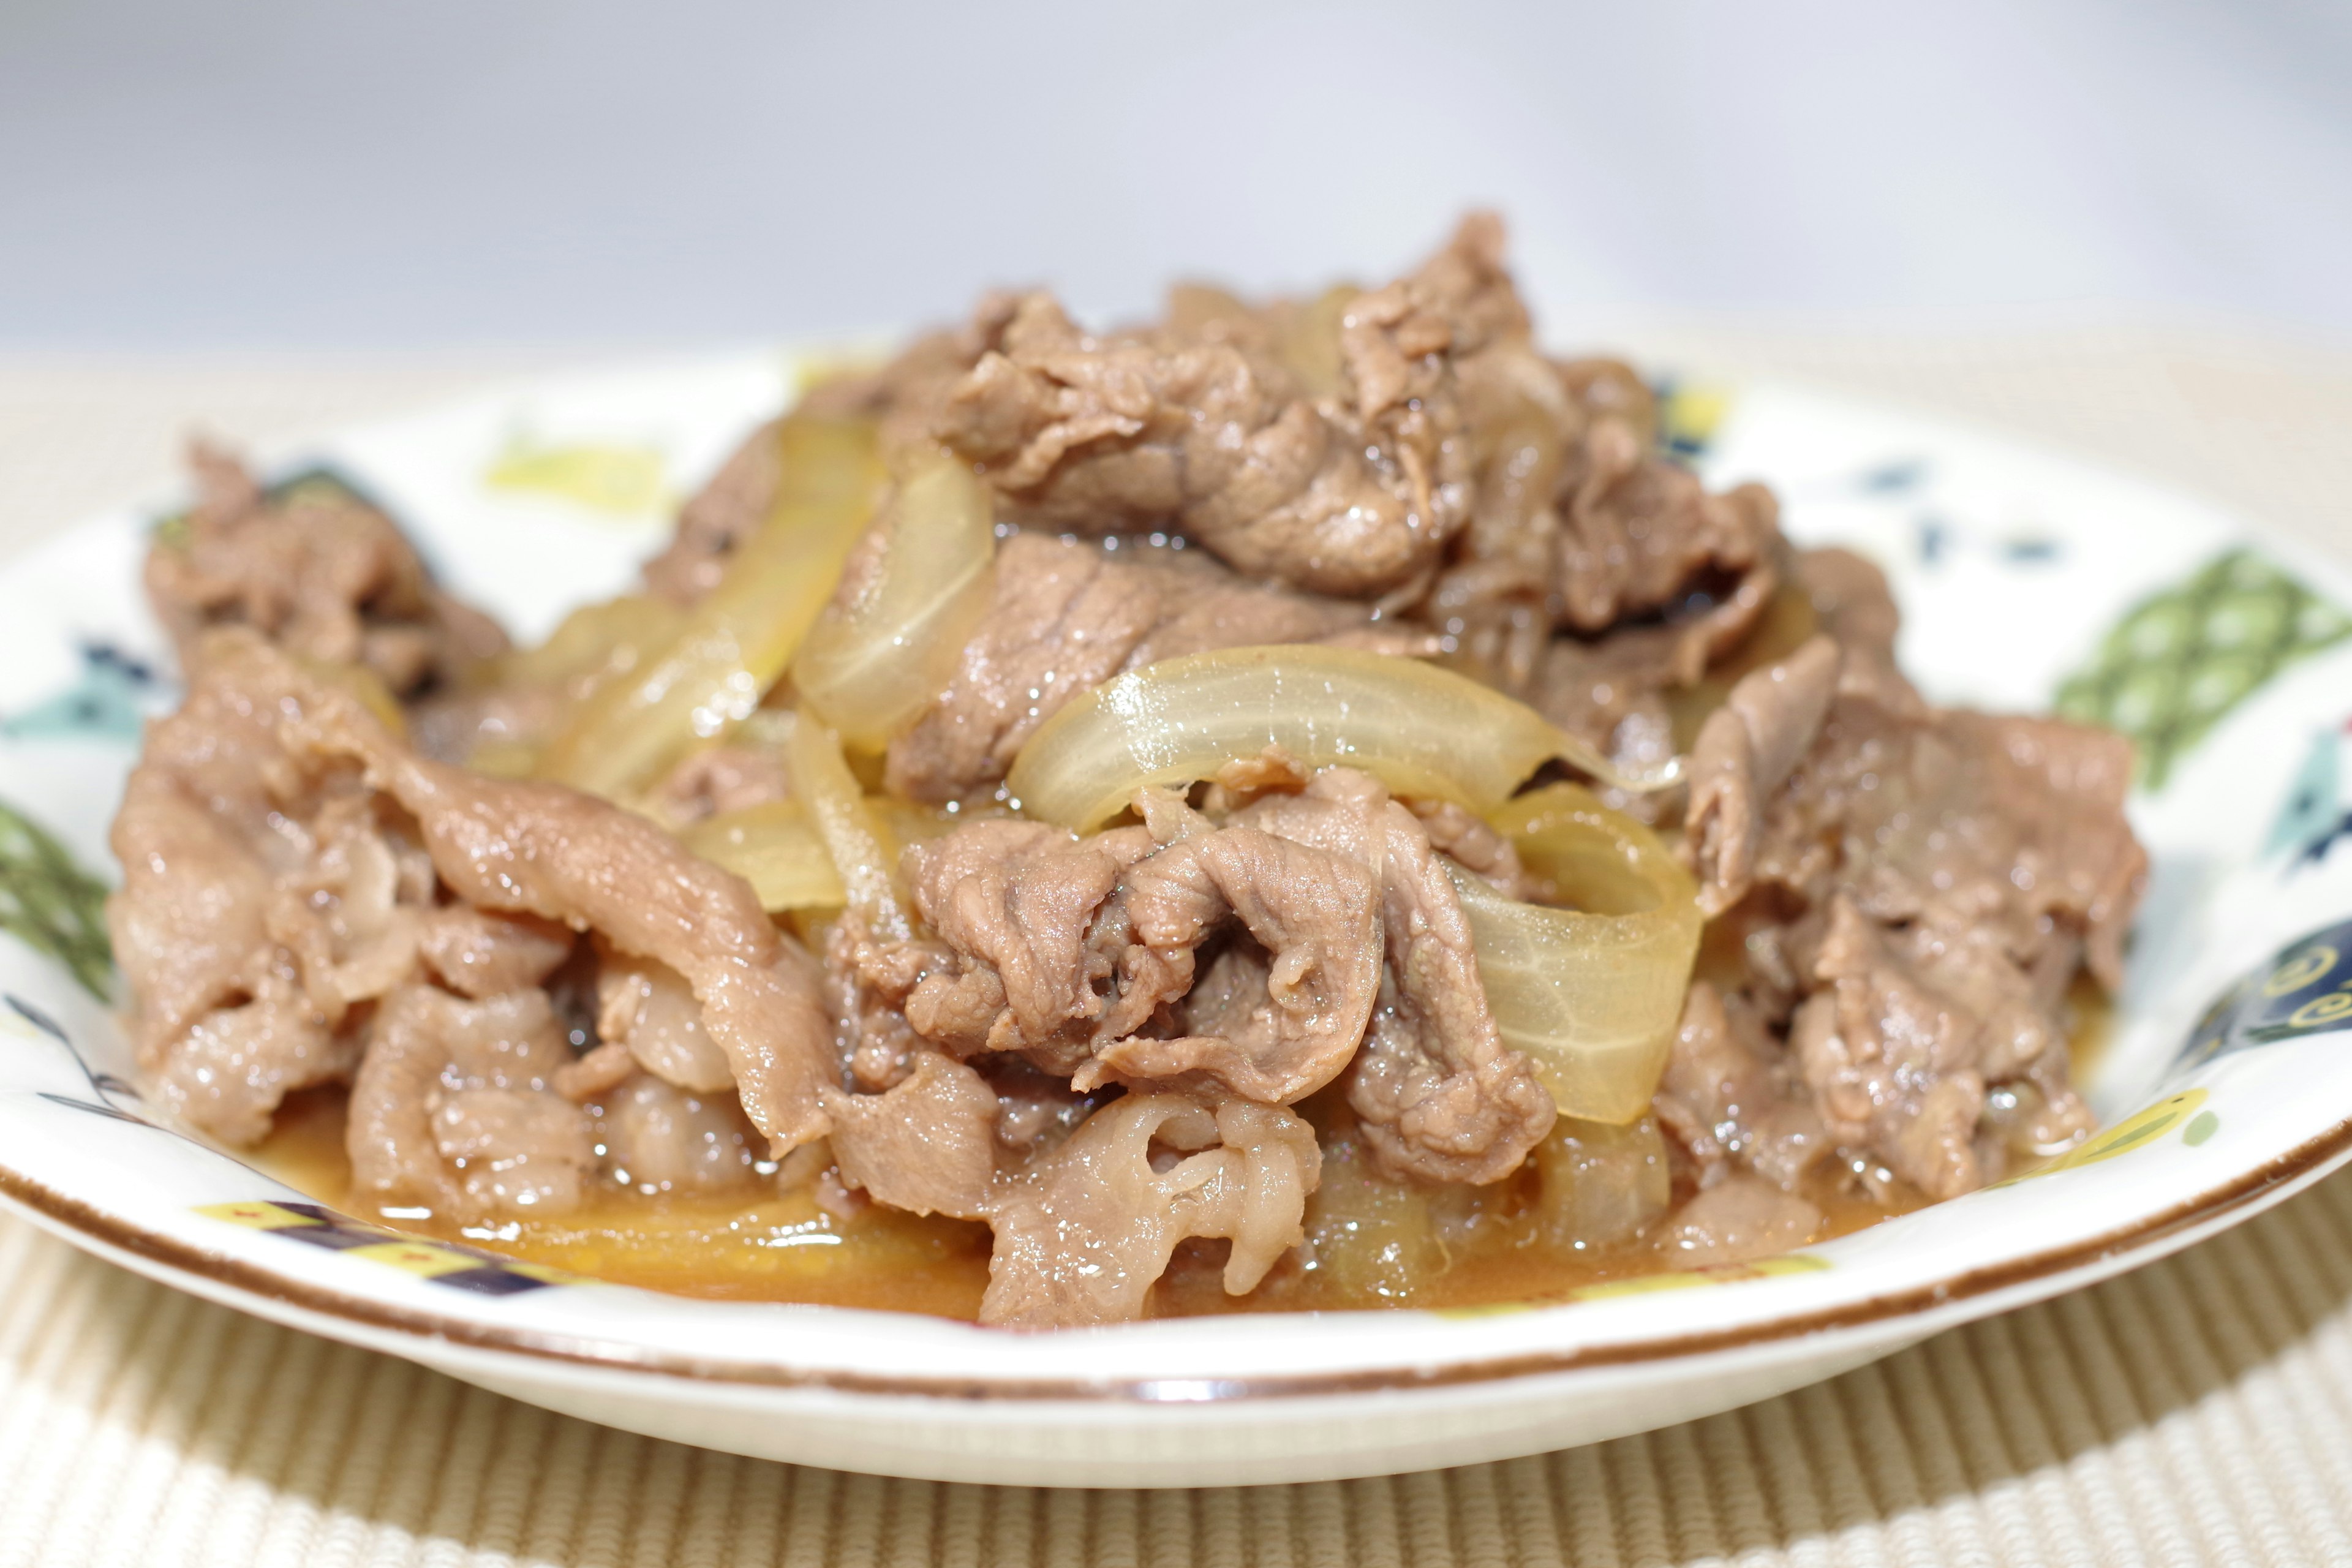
[1446,784,1703,1125]
[680,797,954,913]
[1006,644,1678,832]
[535,415,884,799]
[787,715,913,939]
[792,450,996,750]
[679,800,842,911]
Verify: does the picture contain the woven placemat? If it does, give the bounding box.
[4,335,2350,1566]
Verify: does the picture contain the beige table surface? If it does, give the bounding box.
[4,329,2352,1567]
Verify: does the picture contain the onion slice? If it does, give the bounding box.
[535,415,885,798]
[679,801,842,911]
[1446,784,1702,1124]
[681,796,953,914]
[792,450,995,750]
[787,716,913,939]
[1006,644,1679,832]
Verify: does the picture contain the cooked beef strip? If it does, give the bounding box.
[927,216,1526,600]
[597,1072,767,1194]
[1686,634,1842,918]
[641,305,1017,609]
[289,680,841,1156]
[1409,796,1539,900]
[1553,420,1780,638]
[149,443,507,698]
[1083,816,1384,1101]
[884,531,1434,802]
[1795,546,1923,715]
[861,764,1550,1186]
[1656,1175,1823,1267]
[976,1093,1319,1328]
[821,1049,1001,1219]
[897,819,1143,1066]
[1665,592,2144,1200]
[108,632,435,1144]
[348,983,595,1220]
[1651,980,1833,1194]
[821,1052,1321,1328]
[596,951,737,1093]
[120,629,842,1166]
[1326,780,1556,1184]
[415,907,575,1000]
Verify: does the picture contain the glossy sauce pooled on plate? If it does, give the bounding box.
[110,213,2145,1327]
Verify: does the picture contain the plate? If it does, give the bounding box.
[4,353,2352,1488]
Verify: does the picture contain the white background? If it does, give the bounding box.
[1,0,2346,348]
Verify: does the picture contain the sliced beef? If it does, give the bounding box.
[1656,1176,1823,1267]
[978,1093,1319,1328]
[1795,547,1922,715]
[1084,817,1384,1101]
[116,628,843,1164]
[897,820,1139,1066]
[416,907,575,1000]
[652,744,791,825]
[1409,797,1538,900]
[1675,622,2144,1201]
[148,443,506,698]
[108,634,434,1144]
[348,983,595,1220]
[858,763,1551,1183]
[1651,981,1831,1193]
[1327,784,1556,1184]
[288,684,840,1153]
[1686,635,1842,916]
[596,952,737,1093]
[884,531,1432,802]
[929,216,1527,599]
[1553,420,1780,636]
[820,1057,1321,1327]
[597,1074,767,1195]
[821,1049,1001,1219]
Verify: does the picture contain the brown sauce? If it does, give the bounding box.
[251,1088,994,1317]
[249,1085,1924,1322]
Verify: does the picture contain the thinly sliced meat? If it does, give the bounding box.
[108,633,434,1144]
[643,417,784,606]
[1802,895,2092,1199]
[932,217,1523,599]
[1714,668,2140,1197]
[1409,797,1538,899]
[1651,981,1831,1193]
[349,983,594,1219]
[1656,1176,1822,1267]
[148,442,505,696]
[1553,418,1779,636]
[599,1074,767,1194]
[979,1093,1319,1327]
[652,744,792,825]
[148,978,349,1150]
[416,907,574,1000]
[1341,790,1556,1183]
[1085,823,1382,1101]
[899,820,1132,1062]
[597,951,737,1093]
[1795,548,1921,715]
[183,629,842,1155]
[1686,636,1842,915]
[821,1050,1000,1219]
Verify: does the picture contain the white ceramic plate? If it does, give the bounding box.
[5,353,2352,1488]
